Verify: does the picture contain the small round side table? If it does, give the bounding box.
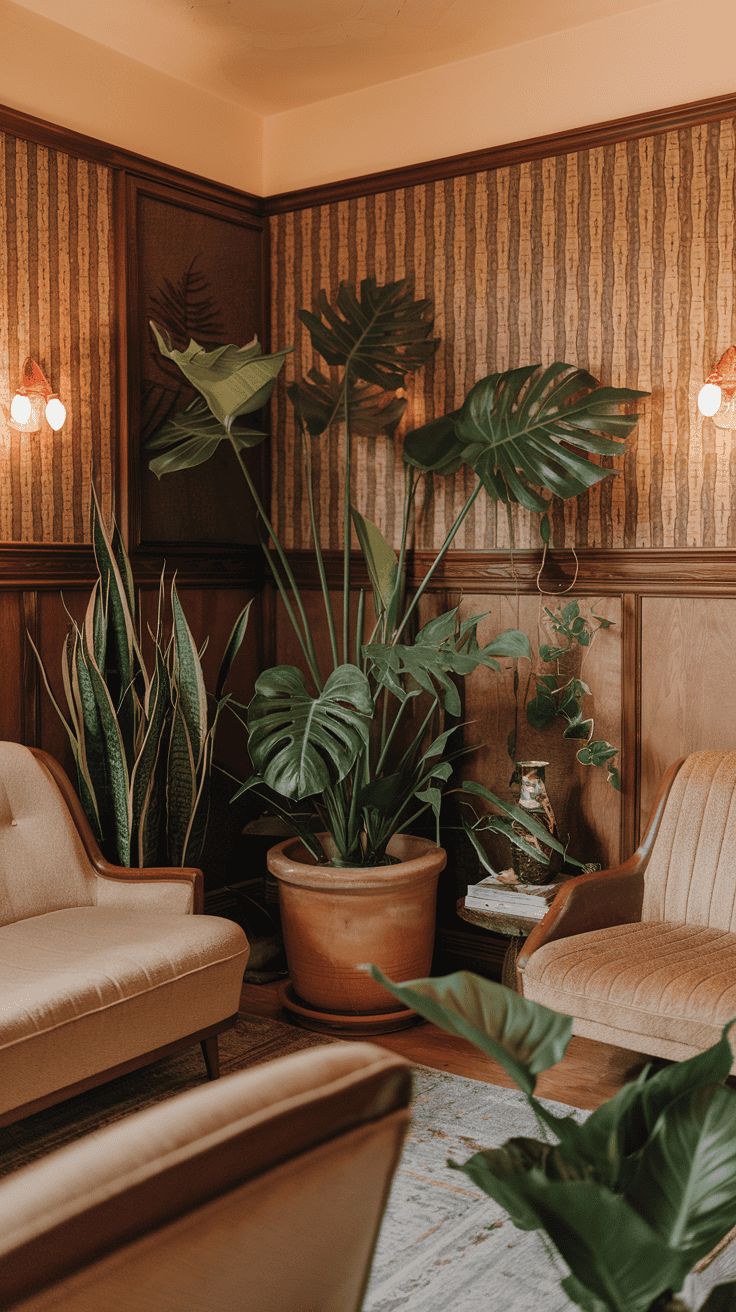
[456,897,539,990]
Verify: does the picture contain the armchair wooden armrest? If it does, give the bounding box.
[517,756,685,980]
[32,749,204,914]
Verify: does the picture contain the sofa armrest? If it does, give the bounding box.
[517,755,685,981]
[94,866,203,914]
[31,749,204,913]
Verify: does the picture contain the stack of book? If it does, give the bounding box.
[465,875,562,922]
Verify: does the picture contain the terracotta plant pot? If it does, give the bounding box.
[267,833,446,1029]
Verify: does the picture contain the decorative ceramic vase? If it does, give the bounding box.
[510,760,561,885]
[267,832,446,1034]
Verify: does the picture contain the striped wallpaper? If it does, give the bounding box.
[270,116,736,551]
[0,131,115,542]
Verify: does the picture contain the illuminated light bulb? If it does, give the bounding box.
[44,397,66,431]
[698,382,722,417]
[10,392,31,425]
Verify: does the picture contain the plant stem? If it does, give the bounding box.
[228,437,322,688]
[342,366,352,663]
[394,480,482,642]
[301,426,339,669]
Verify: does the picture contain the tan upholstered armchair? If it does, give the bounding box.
[0,741,249,1126]
[519,752,736,1068]
[0,1042,410,1312]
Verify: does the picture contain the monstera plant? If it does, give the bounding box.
[146,276,647,1028]
[33,488,249,869]
[373,967,736,1312]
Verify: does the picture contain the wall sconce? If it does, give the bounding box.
[9,357,66,433]
[697,347,736,429]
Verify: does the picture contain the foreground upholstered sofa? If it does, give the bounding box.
[519,751,736,1069]
[0,741,249,1126]
[0,1042,410,1312]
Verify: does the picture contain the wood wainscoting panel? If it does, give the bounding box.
[640,596,736,826]
[0,592,23,743]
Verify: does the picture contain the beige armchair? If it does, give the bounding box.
[0,741,249,1125]
[0,1042,410,1312]
[519,751,736,1068]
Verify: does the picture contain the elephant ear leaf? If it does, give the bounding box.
[149,320,291,433]
[404,362,648,511]
[351,509,399,626]
[298,277,438,389]
[369,968,572,1094]
[247,663,373,800]
[147,396,267,479]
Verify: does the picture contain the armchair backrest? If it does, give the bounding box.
[0,1041,411,1312]
[642,751,736,930]
[0,742,95,926]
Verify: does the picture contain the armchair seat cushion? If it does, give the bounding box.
[522,919,736,1062]
[0,908,248,1116]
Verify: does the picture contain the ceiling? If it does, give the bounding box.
[15,0,663,115]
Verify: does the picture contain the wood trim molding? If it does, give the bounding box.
[0,544,265,589]
[265,91,736,214]
[279,548,736,596]
[0,100,264,216]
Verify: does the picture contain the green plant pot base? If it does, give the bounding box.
[280,983,420,1036]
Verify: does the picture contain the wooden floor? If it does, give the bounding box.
[240,980,645,1110]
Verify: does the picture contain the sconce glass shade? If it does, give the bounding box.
[44,397,66,431]
[698,347,736,429]
[10,392,31,426]
[8,357,65,433]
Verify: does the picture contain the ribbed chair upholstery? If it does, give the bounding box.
[519,752,736,1067]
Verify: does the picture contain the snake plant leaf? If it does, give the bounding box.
[70,618,108,838]
[247,663,373,800]
[90,486,143,726]
[404,363,648,511]
[147,397,267,479]
[369,968,572,1094]
[288,367,407,438]
[626,1084,736,1264]
[179,720,216,867]
[171,582,208,761]
[150,321,291,433]
[166,697,197,866]
[81,629,131,866]
[215,600,252,701]
[298,277,438,390]
[130,644,170,867]
[350,509,399,625]
[365,611,530,717]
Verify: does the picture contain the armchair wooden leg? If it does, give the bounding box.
[200,1035,220,1081]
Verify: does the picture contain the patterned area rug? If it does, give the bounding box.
[2,1014,734,1310]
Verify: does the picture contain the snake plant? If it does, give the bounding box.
[146,276,647,868]
[32,487,250,868]
[373,967,736,1312]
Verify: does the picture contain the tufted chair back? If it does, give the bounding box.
[642,751,736,931]
[0,742,95,926]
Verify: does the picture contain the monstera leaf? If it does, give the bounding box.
[147,397,267,479]
[298,277,438,389]
[364,609,530,716]
[247,664,373,800]
[404,362,648,511]
[288,367,407,437]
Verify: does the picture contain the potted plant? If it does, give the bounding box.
[373,966,736,1312]
[146,277,647,1031]
[33,488,250,868]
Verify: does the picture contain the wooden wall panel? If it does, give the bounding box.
[0,132,115,542]
[640,596,736,825]
[270,117,736,554]
[0,593,23,743]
